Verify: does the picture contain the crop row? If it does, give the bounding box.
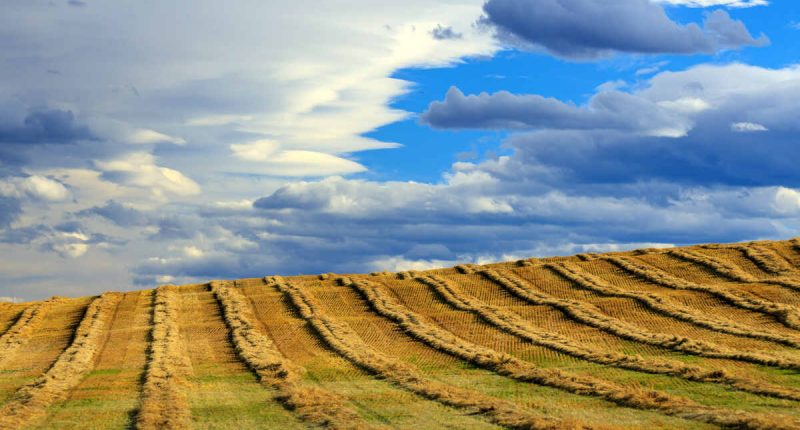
[135,287,192,430]
[605,255,800,330]
[0,293,122,429]
[211,281,367,429]
[547,262,800,363]
[733,245,796,276]
[420,273,800,402]
[669,249,800,293]
[344,277,790,429]
[270,276,572,430]
[0,300,55,367]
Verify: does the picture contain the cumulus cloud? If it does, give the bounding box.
[480,0,768,59]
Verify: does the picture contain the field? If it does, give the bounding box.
[2,239,800,429]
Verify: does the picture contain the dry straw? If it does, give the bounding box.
[428,272,800,402]
[0,293,122,429]
[547,262,800,365]
[135,286,192,430]
[345,277,794,430]
[733,244,796,276]
[669,248,800,293]
[605,255,800,330]
[211,280,369,429]
[0,299,57,367]
[269,276,577,430]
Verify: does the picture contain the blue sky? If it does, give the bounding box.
[1,0,799,300]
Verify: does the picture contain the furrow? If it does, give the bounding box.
[0,300,55,367]
[421,273,800,402]
[548,262,800,367]
[605,255,800,330]
[670,249,800,293]
[211,281,371,430]
[135,286,192,430]
[344,276,795,430]
[268,276,576,430]
[0,292,122,430]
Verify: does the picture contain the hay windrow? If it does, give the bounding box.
[734,244,797,276]
[420,273,800,402]
[211,280,369,429]
[0,293,122,429]
[135,286,192,430]
[605,255,800,330]
[268,276,576,430]
[344,277,793,430]
[0,299,57,367]
[670,248,800,293]
[548,262,800,365]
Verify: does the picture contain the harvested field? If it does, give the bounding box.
[5,238,800,429]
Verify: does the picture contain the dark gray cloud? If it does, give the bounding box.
[78,200,150,227]
[0,109,96,144]
[431,24,463,40]
[480,0,768,59]
[0,197,21,227]
[421,86,686,135]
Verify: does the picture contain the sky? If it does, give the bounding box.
[1,0,799,301]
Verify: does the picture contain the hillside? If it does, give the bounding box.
[1,239,800,429]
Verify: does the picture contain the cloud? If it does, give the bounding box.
[654,0,768,7]
[731,121,768,132]
[127,129,186,145]
[423,63,800,187]
[94,152,201,198]
[421,86,692,137]
[0,109,95,144]
[231,140,366,177]
[78,200,150,227]
[431,24,463,40]
[480,0,768,59]
[0,175,70,202]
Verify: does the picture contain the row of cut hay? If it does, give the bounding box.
[345,277,794,430]
[669,249,759,282]
[669,249,800,293]
[483,267,799,357]
[605,255,800,330]
[268,275,574,430]
[0,299,57,366]
[0,292,122,429]
[733,244,797,276]
[420,273,800,402]
[210,281,369,429]
[548,262,800,367]
[135,286,192,430]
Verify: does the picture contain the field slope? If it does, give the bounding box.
[2,238,800,429]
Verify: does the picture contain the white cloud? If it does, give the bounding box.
[774,187,800,214]
[654,0,768,7]
[128,129,186,145]
[94,152,201,198]
[0,175,70,202]
[0,296,23,303]
[230,140,280,162]
[731,121,768,132]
